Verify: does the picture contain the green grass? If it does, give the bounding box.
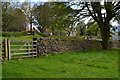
[1,35,42,41]
[2,49,118,78]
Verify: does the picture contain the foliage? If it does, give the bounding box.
[73,2,120,49]
[49,2,74,32]
[47,35,87,39]
[33,2,53,32]
[2,2,12,31]
[36,31,49,37]
[2,2,26,32]
[2,49,118,78]
[86,22,100,36]
[20,1,36,33]
[33,2,76,35]
[76,22,86,36]
[2,1,119,50]
[7,9,26,32]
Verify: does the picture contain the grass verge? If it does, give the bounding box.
[2,49,118,78]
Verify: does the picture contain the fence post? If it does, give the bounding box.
[7,39,11,60]
[4,39,8,60]
[26,42,30,57]
[33,38,38,57]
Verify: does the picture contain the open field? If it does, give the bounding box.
[1,35,42,41]
[2,49,118,78]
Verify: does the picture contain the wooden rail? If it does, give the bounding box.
[10,40,32,42]
[13,55,37,58]
[11,49,32,51]
[10,45,36,46]
[12,52,36,55]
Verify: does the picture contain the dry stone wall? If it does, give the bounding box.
[37,38,119,56]
[37,38,118,56]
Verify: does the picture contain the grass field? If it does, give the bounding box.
[1,35,42,41]
[2,49,118,78]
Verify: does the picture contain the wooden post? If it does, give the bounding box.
[36,39,38,58]
[4,39,8,60]
[27,42,30,57]
[32,42,34,57]
[33,38,37,57]
[7,39,11,60]
[0,41,3,60]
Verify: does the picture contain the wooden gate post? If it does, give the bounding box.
[4,39,8,60]
[7,39,11,60]
[33,38,38,57]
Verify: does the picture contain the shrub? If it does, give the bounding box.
[78,36,87,39]
[2,32,11,37]
[47,35,87,40]
[36,31,49,37]
[41,34,49,37]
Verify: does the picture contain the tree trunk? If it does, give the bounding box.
[51,28,55,35]
[99,25,110,50]
[60,31,62,36]
[30,22,32,34]
[80,29,83,36]
[29,12,33,34]
[67,31,71,36]
[52,31,55,35]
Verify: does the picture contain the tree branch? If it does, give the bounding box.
[85,2,98,23]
